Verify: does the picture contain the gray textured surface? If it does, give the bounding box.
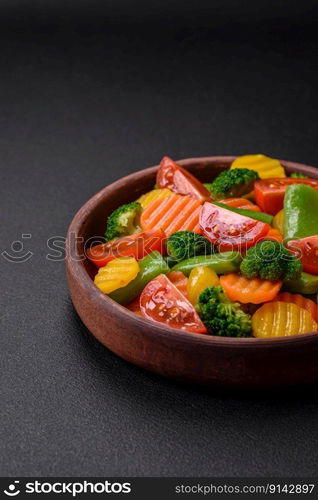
[1,0,318,477]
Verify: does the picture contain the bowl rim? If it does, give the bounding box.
[66,155,318,348]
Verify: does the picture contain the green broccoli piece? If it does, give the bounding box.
[198,285,252,337]
[166,231,215,261]
[240,240,302,282]
[208,168,260,199]
[290,172,308,178]
[105,202,142,241]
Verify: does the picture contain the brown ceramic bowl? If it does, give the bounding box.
[65,156,318,387]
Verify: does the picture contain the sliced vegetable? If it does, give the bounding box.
[105,202,142,241]
[200,202,270,251]
[140,274,207,334]
[87,229,166,267]
[140,192,202,236]
[94,257,139,294]
[274,292,318,322]
[207,169,259,199]
[198,285,252,337]
[126,296,142,316]
[212,201,273,225]
[171,251,242,277]
[157,156,210,202]
[252,302,317,338]
[283,272,318,295]
[166,231,214,261]
[220,273,282,304]
[284,184,318,240]
[230,154,286,179]
[240,241,302,282]
[286,236,318,275]
[254,178,318,215]
[187,266,219,305]
[137,188,173,209]
[264,228,283,243]
[218,197,261,211]
[272,209,284,234]
[109,251,169,305]
[167,271,188,297]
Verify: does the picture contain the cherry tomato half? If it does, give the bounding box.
[139,274,207,334]
[86,229,166,267]
[286,235,318,275]
[157,156,210,202]
[254,178,318,215]
[199,202,270,251]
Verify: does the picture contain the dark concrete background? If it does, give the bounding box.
[1,0,318,476]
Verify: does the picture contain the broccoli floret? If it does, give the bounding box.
[166,231,215,261]
[240,240,302,282]
[198,285,252,337]
[208,169,260,199]
[290,172,308,178]
[105,202,142,241]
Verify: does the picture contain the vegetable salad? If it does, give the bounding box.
[87,155,318,338]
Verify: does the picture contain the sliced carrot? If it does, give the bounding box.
[219,197,261,212]
[275,292,318,323]
[140,193,202,236]
[220,273,282,304]
[263,228,283,243]
[167,271,188,297]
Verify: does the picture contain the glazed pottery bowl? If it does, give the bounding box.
[65,156,318,387]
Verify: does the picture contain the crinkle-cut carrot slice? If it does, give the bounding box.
[252,302,317,338]
[220,273,282,304]
[140,193,202,236]
[275,292,318,322]
[219,197,261,212]
[167,271,188,297]
[137,188,173,209]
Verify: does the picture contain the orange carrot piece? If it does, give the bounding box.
[167,271,188,297]
[219,198,261,212]
[263,228,283,243]
[275,292,318,323]
[220,273,282,304]
[140,193,202,236]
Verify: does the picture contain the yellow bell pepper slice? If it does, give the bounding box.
[272,209,284,234]
[137,188,173,209]
[252,301,317,338]
[94,257,139,294]
[187,266,219,305]
[231,154,286,179]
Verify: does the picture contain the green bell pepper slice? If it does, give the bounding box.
[171,251,242,277]
[212,202,273,225]
[284,184,318,240]
[109,251,169,305]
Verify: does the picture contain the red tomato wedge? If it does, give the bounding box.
[199,202,270,251]
[254,178,318,215]
[140,274,207,334]
[86,229,166,267]
[157,156,210,202]
[140,192,202,236]
[218,197,261,211]
[286,235,318,275]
